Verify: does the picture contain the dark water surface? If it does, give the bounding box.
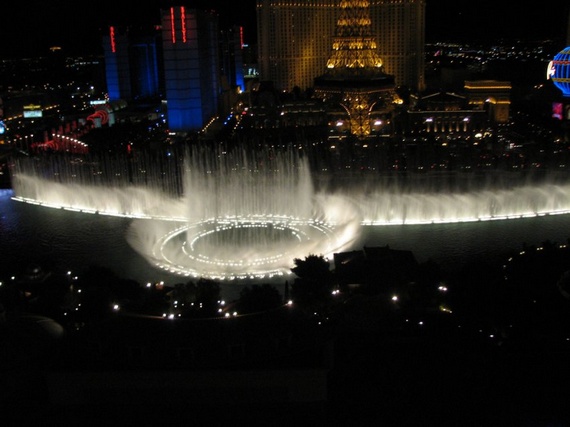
[3,188,570,300]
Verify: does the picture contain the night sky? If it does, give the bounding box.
[1,0,569,58]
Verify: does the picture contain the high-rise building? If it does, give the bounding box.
[369,0,425,92]
[220,26,246,93]
[218,26,247,116]
[256,0,425,93]
[129,32,161,101]
[256,0,337,93]
[102,27,132,101]
[161,7,220,133]
[102,26,161,102]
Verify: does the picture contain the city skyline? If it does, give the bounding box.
[2,0,569,58]
[2,2,570,425]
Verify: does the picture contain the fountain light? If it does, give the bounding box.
[10,145,570,281]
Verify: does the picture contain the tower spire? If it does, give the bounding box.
[313,0,399,139]
[325,0,384,73]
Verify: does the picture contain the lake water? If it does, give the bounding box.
[3,188,570,301]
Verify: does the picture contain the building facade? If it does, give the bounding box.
[129,34,161,101]
[218,26,247,115]
[405,91,489,136]
[256,0,425,93]
[369,0,425,92]
[464,80,511,124]
[102,26,161,102]
[102,27,133,101]
[161,7,220,133]
[256,0,337,93]
[220,26,246,93]
[313,0,399,139]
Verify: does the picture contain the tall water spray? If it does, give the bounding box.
[10,152,186,219]
[126,146,361,280]
[182,147,315,222]
[10,147,570,280]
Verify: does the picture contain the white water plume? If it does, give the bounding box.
[10,148,570,280]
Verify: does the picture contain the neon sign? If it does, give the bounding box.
[110,26,116,53]
[181,7,187,43]
[170,7,176,43]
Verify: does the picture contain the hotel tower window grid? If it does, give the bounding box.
[256,0,425,92]
[161,7,220,132]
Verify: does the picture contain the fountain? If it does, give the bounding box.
[10,147,570,280]
[124,147,361,280]
[10,147,361,280]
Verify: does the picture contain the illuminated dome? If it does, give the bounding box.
[549,46,570,97]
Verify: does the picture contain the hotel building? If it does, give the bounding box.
[256,0,425,92]
[161,7,220,132]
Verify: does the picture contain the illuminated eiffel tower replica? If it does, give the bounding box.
[313,0,400,139]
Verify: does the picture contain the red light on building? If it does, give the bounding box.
[240,26,244,49]
[109,26,116,53]
[181,7,187,43]
[170,7,176,44]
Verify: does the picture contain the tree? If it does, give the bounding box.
[194,278,221,316]
[237,284,282,314]
[290,254,335,307]
[291,254,333,283]
[169,282,198,306]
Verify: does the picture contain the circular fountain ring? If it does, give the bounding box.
[150,215,341,280]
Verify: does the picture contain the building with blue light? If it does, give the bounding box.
[160,7,220,133]
[129,33,161,101]
[102,26,161,102]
